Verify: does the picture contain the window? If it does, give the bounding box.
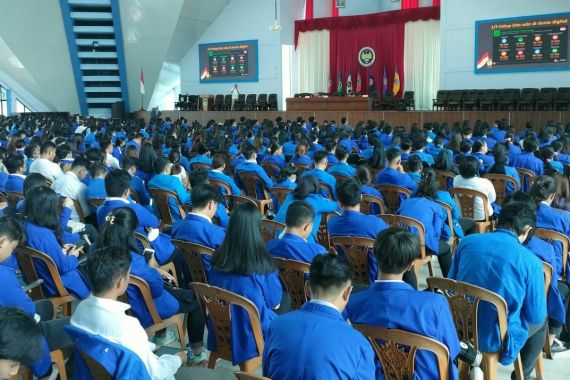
[0,86,6,116]
[16,99,31,113]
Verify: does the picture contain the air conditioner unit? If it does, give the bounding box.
[335,0,346,8]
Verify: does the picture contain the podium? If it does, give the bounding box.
[199,94,215,111]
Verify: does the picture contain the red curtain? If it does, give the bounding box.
[331,0,338,17]
[294,6,439,47]
[305,0,313,20]
[432,0,440,6]
[402,0,419,9]
[329,22,405,98]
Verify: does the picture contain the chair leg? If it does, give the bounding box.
[535,354,544,380]
[458,360,470,380]
[50,349,67,380]
[208,352,219,369]
[482,352,499,380]
[239,356,261,374]
[544,334,553,359]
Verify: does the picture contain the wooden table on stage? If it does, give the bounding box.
[286,96,373,111]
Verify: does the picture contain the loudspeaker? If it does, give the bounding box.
[111,101,125,119]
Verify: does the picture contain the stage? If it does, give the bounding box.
[133,109,570,133]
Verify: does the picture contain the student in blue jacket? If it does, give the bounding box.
[234,142,274,199]
[397,169,452,277]
[486,146,521,194]
[85,162,107,208]
[347,228,461,380]
[263,254,375,380]
[274,175,339,244]
[188,143,212,171]
[290,142,313,167]
[261,142,286,178]
[148,157,191,223]
[3,154,26,193]
[449,201,547,378]
[123,156,151,207]
[302,151,336,200]
[267,200,328,263]
[327,146,356,177]
[208,203,287,366]
[24,186,90,299]
[512,136,544,181]
[97,207,208,364]
[375,147,418,193]
[328,178,390,285]
[208,154,241,198]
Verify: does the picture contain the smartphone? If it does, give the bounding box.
[143,248,155,263]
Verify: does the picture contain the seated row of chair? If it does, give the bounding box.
[432,87,570,111]
[293,91,416,111]
[175,93,279,111]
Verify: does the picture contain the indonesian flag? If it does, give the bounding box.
[477,52,490,70]
[140,68,145,94]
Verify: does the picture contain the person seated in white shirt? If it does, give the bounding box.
[51,157,91,223]
[101,138,120,170]
[453,155,497,221]
[29,141,64,183]
[71,246,191,380]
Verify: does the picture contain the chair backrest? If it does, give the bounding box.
[375,185,411,213]
[270,187,292,206]
[377,214,427,260]
[542,262,552,297]
[483,174,518,206]
[261,219,285,243]
[231,195,259,210]
[293,163,311,175]
[239,172,270,200]
[172,239,214,285]
[435,200,455,240]
[361,194,386,215]
[534,227,569,279]
[15,245,70,299]
[449,187,490,222]
[73,199,86,222]
[235,372,271,380]
[261,162,281,180]
[318,182,334,200]
[14,246,46,300]
[191,283,264,365]
[274,258,310,310]
[435,170,455,191]
[128,275,166,325]
[353,324,450,380]
[209,178,234,199]
[331,173,351,184]
[89,198,105,208]
[224,94,232,105]
[317,211,340,250]
[246,94,256,104]
[148,188,185,227]
[329,236,375,285]
[426,277,508,351]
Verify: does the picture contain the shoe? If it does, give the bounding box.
[552,338,570,354]
[187,349,209,366]
[153,330,176,346]
[39,364,59,380]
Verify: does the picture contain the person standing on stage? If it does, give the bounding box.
[230,84,240,110]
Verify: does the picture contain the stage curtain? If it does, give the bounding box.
[402,0,419,9]
[294,6,439,47]
[297,30,330,94]
[329,23,405,97]
[305,0,313,20]
[404,19,440,109]
[432,0,440,6]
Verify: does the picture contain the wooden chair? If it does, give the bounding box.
[329,236,375,285]
[515,167,536,192]
[361,194,386,215]
[319,182,334,200]
[270,187,292,208]
[317,211,340,250]
[484,174,519,206]
[89,198,105,209]
[80,351,114,379]
[191,283,264,373]
[134,232,178,285]
[426,277,524,380]
[13,350,68,380]
[435,200,459,253]
[534,227,569,281]
[130,189,141,204]
[237,173,273,215]
[172,239,214,285]
[375,185,411,213]
[14,246,74,316]
[293,162,311,175]
[127,275,187,348]
[231,194,264,213]
[449,187,493,233]
[191,162,211,171]
[331,173,351,184]
[274,258,310,310]
[436,170,456,191]
[261,219,285,243]
[73,199,86,222]
[535,262,554,378]
[209,178,234,203]
[353,325,450,380]
[149,188,187,230]
[235,372,271,380]
[261,162,281,180]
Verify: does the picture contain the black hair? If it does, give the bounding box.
[335,146,349,161]
[488,146,508,175]
[336,177,362,207]
[97,207,139,254]
[529,175,557,204]
[138,143,155,173]
[458,156,479,179]
[191,184,220,209]
[277,163,297,183]
[3,154,25,174]
[55,144,71,160]
[152,157,171,174]
[105,169,132,197]
[189,168,209,188]
[241,141,257,160]
[459,140,472,154]
[503,191,538,211]
[85,147,103,163]
[24,186,62,243]
[368,143,386,169]
[211,154,225,170]
[23,173,48,196]
[313,150,328,165]
[523,137,539,153]
[40,141,56,155]
[87,245,131,294]
[89,162,107,178]
[472,140,485,153]
[211,203,276,275]
[407,155,422,172]
[285,200,315,228]
[355,166,372,185]
[0,216,24,244]
[292,175,319,200]
[433,149,455,172]
[386,147,402,162]
[0,307,42,365]
[122,156,137,171]
[71,157,90,171]
[496,201,536,236]
[374,227,420,274]
[415,168,439,200]
[308,254,353,295]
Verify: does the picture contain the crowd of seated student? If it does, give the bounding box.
[1,112,570,379]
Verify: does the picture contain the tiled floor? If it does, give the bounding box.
[172,260,570,379]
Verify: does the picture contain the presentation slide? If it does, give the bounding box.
[198,40,258,83]
[475,13,570,74]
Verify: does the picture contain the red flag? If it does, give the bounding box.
[328,75,333,94]
[140,68,145,95]
[356,71,362,93]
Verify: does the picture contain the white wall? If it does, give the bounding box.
[0,70,50,113]
[440,0,570,90]
[337,0,433,17]
[180,0,285,101]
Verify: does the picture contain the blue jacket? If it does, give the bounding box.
[361,184,384,215]
[449,230,546,365]
[171,214,225,275]
[327,162,356,177]
[328,210,389,282]
[263,302,375,380]
[485,165,521,194]
[375,168,418,192]
[290,155,313,167]
[65,325,151,380]
[234,161,274,199]
[275,193,339,244]
[397,197,446,254]
[511,152,544,177]
[326,153,339,165]
[148,173,190,222]
[436,191,464,239]
[282,141,298,157]
[86,177,107,205]
[188,154,213,170]
[209,170,241,197]
[535,203,570,281]
[339,139,360,154]
[267,233,327,264]
[131,175,151,206]
[208,269,282,365]
[347,281,460,380]
[302,168,337,200]
[411,151,434,166]
[3,174,24,193]
[24,222,90,299]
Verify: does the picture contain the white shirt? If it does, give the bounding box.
[452,175,496,221]
[230,87,239,99]
[106,153,121,170]
[188,212,212,223]
[29,157,64,182]
[51,171,91,221]
[71,296,181,380]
